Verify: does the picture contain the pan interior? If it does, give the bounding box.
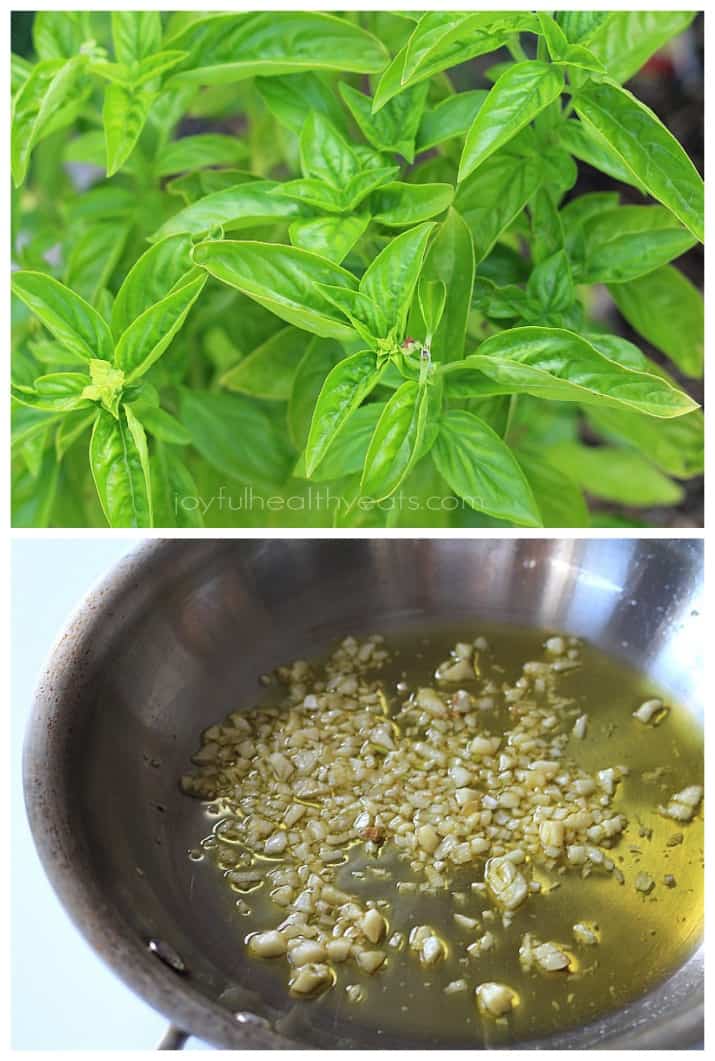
[48,540,702,1047]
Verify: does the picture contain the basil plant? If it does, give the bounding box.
[11,10,703,528]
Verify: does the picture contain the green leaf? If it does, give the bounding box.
[12,271,114,362]
[114,274,206,381]
[417,208,474,363]
[417,91,488,152]
[342,167,402,211]
[219,326,311,399]
[608,266,703,379]
[111,234,196,338]
[586,406,703,480]
[126,402,192,446]
[151,181,306,241]
[56,409,97,460]
[305,351,386,476]
[580,206,696,284]
[112,11,162,63]
[418,279,447,339]
[370,183,454,228]
[340,81,429,163]
[256,72,350,137]
[168,12,388,84]
[192,240,357,341]
[517,451,590,528]
[361,381,429,500]
[527,249,574,315]
[555,12,610,44]
[288,337,346,450]
[314,286,388,347]
[65,223,128,307]
[455,149,542,263]
[466,327,697,418]
[90,406,153,528]
[459,62,564,182]
[573,79,703,242]
[289,214,369,265]
[179,388,294,488]
[583,11,696,84]
[359,223,435,340]
[298,402,384,482]
[300,111,359,189]
[433,409,542,527]
[103,82,153,177]
[152,441,205,528]
[155,133,249,176]
[32,12,87,60]
[134,51,188,87]
[547,441,683,506]
[558,118,645,191]
[13,447,60,528]
[373,12,538,112]
[12,56,88,185]
[15,371,92,414]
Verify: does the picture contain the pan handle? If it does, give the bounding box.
[157,1025,189,1050]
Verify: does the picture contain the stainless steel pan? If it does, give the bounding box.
[24,538,703,1049]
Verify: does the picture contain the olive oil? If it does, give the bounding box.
[190,625,703,1047]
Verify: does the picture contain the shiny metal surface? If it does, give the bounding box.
[24,539,703,1049]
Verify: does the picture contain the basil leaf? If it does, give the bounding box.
[418,208,474,363]
[256,72,350,137]
[288,337,346,450]
[32,12,87,61]
[65,222,128,308]
[608,266,703,379]
[418,279,447,340]
[56,409,96,460]
[558,118,645,191]
[12,56,88,185]
[359,222,435,339]
[103,82,153,177]
[90,406,153,528]
[134,51,188,88]
[314,287,388,347]
[289,214,369,265]
[527,249,575,315]
[547,441,683,506]
[459,62,564,182]
[300,111,359,189]
[555,12,610,44]
[115,274,206,381]
[220,326,311,400]
[586,406,704,480]
[14,371,92,413]
[342,166,402,211]
[584,11,696,84]
[126,402,192,446]
[111,11,162,64]
[373,12,538,111]
[370,182,454,228]
[12,271,114,362]
[155,133,249,176]
[581,205,696,284]
[455,149,542,263]
[573,79,703,242]
[13,447,60,528]
[179,388,294,488]
[151,180,306,241]
[168,13,388,84]
[469,327,697,418]
[339,81,429,163]
[304,402,384,482]
[305,351,385,477]
[417,91,488,152]
[112,234,196,339]
[433,409,542,527]
[193,240,357,341]
[517,451,590,528]
[361,381,429,501]
[152,441,205,528]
